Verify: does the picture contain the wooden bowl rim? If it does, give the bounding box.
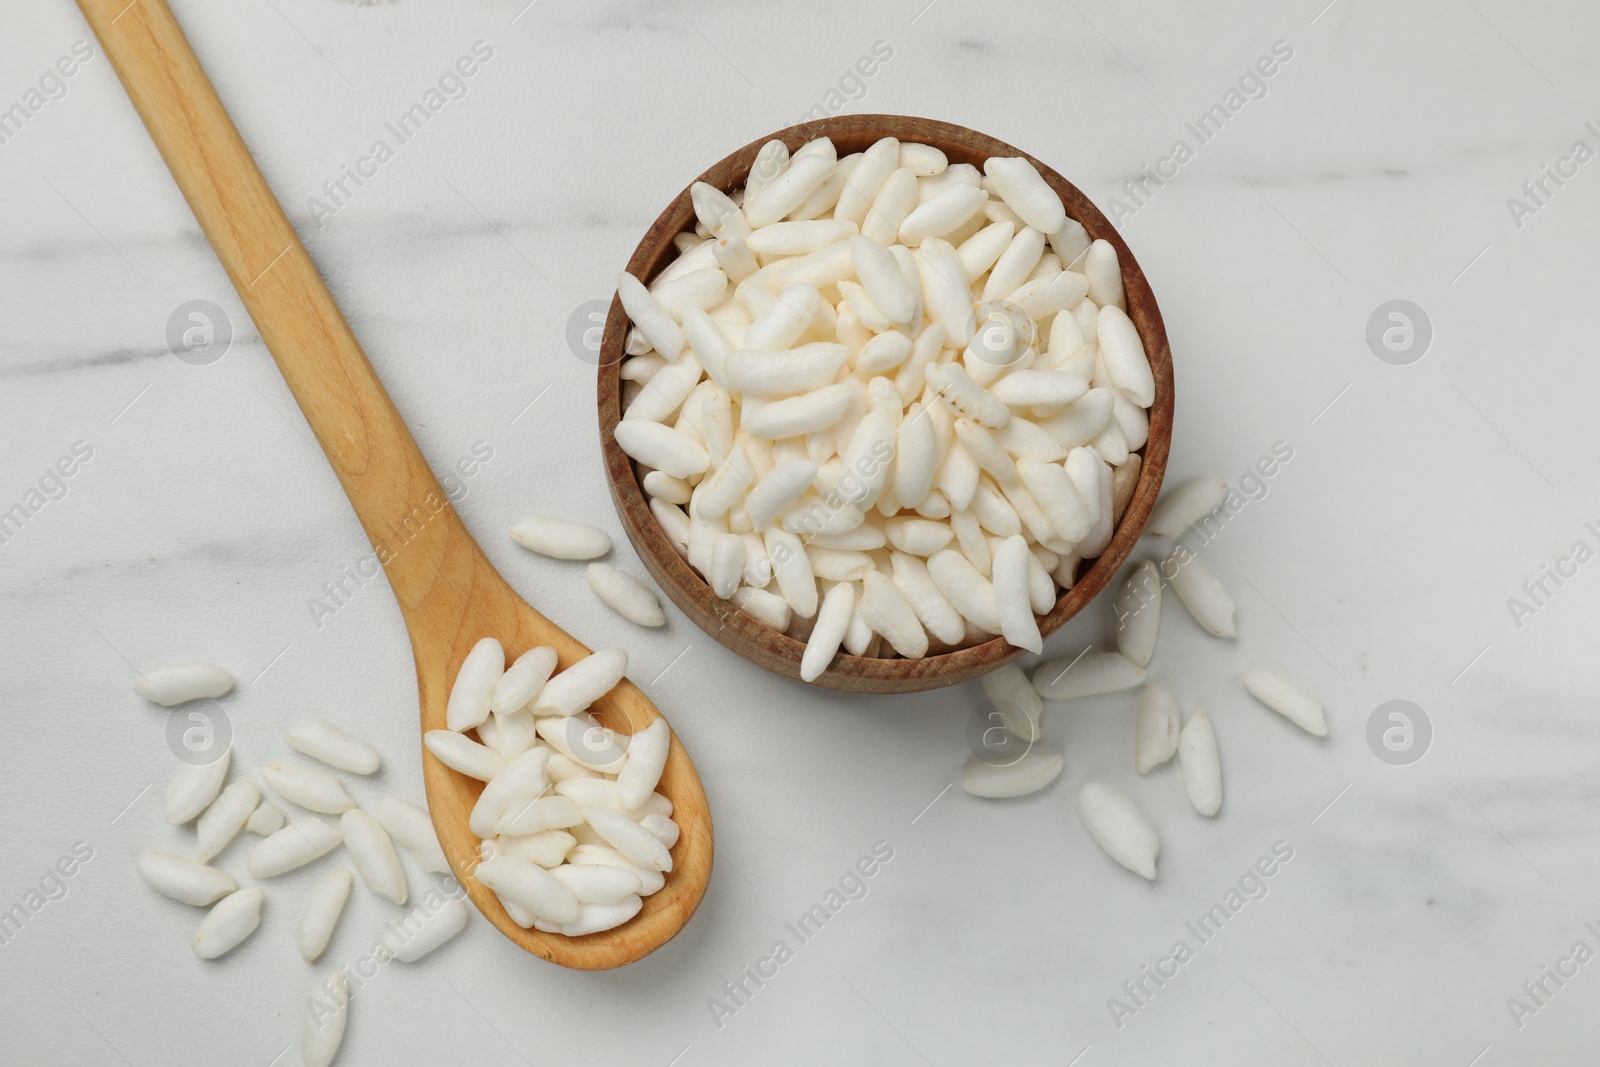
[596,113,1174,694]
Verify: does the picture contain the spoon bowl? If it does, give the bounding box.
[412,539,712,969]
[80,0,711,969]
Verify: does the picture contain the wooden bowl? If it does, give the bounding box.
[597,114,1174,694]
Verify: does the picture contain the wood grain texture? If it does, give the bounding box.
[78,0,709,969]
[598,114,1175,694]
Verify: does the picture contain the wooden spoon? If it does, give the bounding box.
[78,0,711,969]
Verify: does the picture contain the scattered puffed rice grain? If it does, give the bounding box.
[1148,477,1227,537]
[1165,550,1237,639]
[1134,683,1180,775]
[247,818,343,879]
[193,886,262,960]
[383,896,471,962]
[284,719,381,776]
[137,850,236,906]
[981,661,1043,742]
[587,563,666,627]
[196,779,260,862]
[1032,651,1145,701]
[302,970,349,1067]
[165,750,231,825]
[1114,561,1162,668]
[340,809,408,905]
[507,514,612,560]
[246,799,284,836]
[1243,669,1329,737]
[961,748,1064,798]
[1077,781,1159,880]
[296,867,354,962]
[263,761,356,815]
[375,796,450,874]
[135,661,234,706]
[1178,708,1222,816]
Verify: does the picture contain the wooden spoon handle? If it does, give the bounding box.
[77,0,476,613]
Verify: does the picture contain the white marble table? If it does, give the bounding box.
[4,0,1599,1063]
